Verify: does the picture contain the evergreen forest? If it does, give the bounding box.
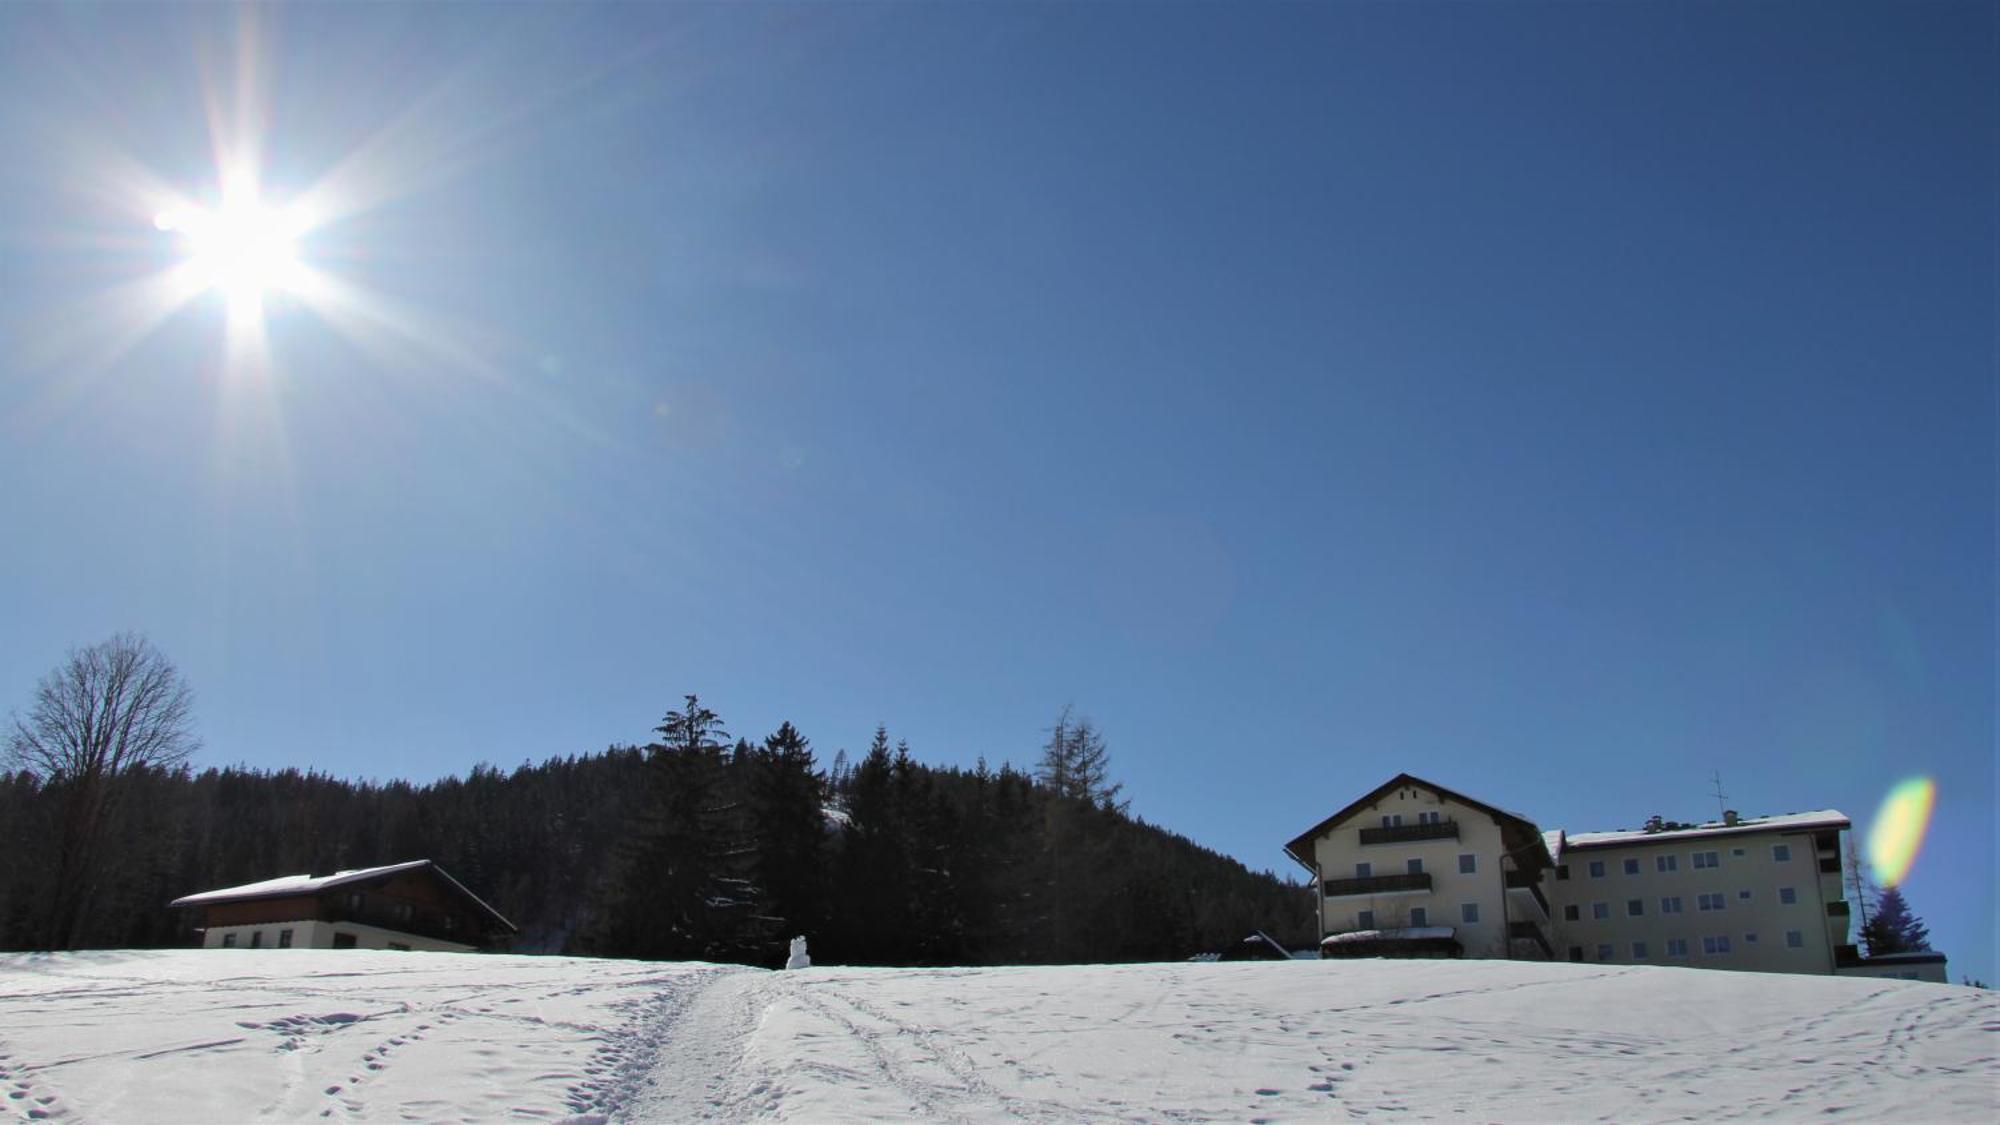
[0,697,1313,965]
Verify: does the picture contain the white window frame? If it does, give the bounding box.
[1459,853,1476,874]
[1666,938,1689,958]
[1779,886,1797,905]
[1692,850,1719,870]
[1461,902,1479,924]
[1588,860,1606,878]
[1657,855,1678,873]
[1410,907,1428,927]
[1785,929,1804,949]
[1622,858,1640,875]
[1660,896,1683,914]
[1626,898,1644,917]
[1772,843,1792,862]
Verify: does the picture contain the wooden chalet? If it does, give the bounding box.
[169,859,516,952]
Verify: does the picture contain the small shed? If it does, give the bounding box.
[170,860,516,952]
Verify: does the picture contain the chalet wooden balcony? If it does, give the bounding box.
[1323,872,1432,898]
[1503,869,1551,918]
[1508,920,1554,960]
[1358,820,1459,846]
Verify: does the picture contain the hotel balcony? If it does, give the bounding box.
[1503,869,1551,919]
[1508,920,1555,960]
[1323,872,1432,898]
[1358,820,1459,846]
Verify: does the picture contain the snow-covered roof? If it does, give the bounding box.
[1560,810,1848,849]
[168,860,516,933]
[1321,926,1456,945]
[169,861,432,907]
[1542,829,1565,862]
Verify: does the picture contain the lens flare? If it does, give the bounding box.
[1865,777,1935,887]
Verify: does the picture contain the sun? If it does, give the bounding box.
[153,169,315,318]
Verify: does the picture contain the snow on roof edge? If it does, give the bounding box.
[168,860,436,908]
[1559,809,1848,849]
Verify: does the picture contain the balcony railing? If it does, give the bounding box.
[1323,872,1432,898]
[1825,900,1850,918]
[1818,857,1842,875]
[1503,869,1551,917]
[1359,820,1459,845]
[1508,920,1554,960]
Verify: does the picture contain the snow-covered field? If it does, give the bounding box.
[2,951,1993,1123]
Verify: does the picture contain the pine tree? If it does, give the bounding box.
[1036,706,1124,811]
[1859,885,1932,956]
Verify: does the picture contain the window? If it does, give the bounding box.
[278,928,293,949]
[346,892,362,910]
[1738,890,1752,902]
[1461,903,1479,924]
[1772,844,1792,862]
[1623,858,1640,876]
[1418,811,1442,825]
[1356,862,1372,878]
[1779,887,1798,905]
[1555,864,1570,881]
[1626,899,1644,917]
[1785,930,1804,949]
[1692,851,1719,870]
[1407,858,1424,875]
[1357,910,1375,929]
[1660,896,1684,914]
[1588,860,1606,878]
[1702,935,1732,955]
[221,933,237,948]
[1666,938,1689,958]
[1657,855,1679,873]
[1631,941,1649,959]
[1744,932,1759,945]
[250,930,263,949]
[1591,901,1610,921]
[1568,946,1584,963]
[332,932,358,949]
[1381,814,1403,828]
[1731,848,1746,858]
[1459,853,1477,874]
[1563,904,1581,922]
[1596,943,1613,961]
[1698,892,1726,912]
[1410,907,1428,927]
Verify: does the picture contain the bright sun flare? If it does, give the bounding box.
[153,172,314,315]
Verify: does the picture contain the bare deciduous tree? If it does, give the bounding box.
[7,633,198,948]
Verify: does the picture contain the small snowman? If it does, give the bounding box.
[785,935,811,970]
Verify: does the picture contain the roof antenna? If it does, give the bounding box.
[1709,770,1729,823]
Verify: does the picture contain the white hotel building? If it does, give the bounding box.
[1285,773,1946,980]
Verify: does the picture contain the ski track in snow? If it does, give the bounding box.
[0,952,1994,1122]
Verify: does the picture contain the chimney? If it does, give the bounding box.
[1644,815,1664,834]
[1723,809,1740,826]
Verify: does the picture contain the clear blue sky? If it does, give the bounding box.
[2,3,1991,982]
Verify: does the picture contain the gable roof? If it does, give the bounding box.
[1283,772,1548,871]
[169,859,517,933]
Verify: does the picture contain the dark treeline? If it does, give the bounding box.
[0,698,1312,964]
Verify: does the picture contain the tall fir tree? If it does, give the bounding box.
[1859,885,1932,956]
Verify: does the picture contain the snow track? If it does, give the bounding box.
[1,951,1993,1122]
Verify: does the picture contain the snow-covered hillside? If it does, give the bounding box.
[2,951,1992,1122]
